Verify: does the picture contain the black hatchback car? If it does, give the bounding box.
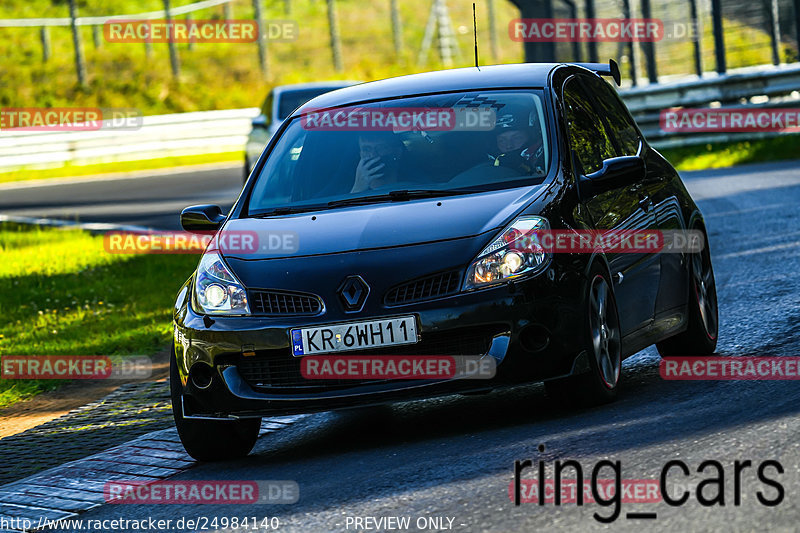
[172,61,718,461]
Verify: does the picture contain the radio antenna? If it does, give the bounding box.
[473,3,480,69]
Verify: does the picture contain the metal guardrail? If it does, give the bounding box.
[0,108,258,171]
[619,63,800,149]
[2,64,799,173]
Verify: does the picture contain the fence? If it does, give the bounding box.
[0,0,481,85]
[547,0,800,86]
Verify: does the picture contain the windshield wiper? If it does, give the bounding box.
[327,189,480,208]
[250,205,328,217]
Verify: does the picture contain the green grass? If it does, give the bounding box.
[0,150,243,184]
[0,222,198,408]
[658,134,800,171]
[0,0,524,116]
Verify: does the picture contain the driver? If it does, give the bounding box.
[351,131,406,193]
[489,105,544,175]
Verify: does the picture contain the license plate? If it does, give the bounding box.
[290,316,418,356]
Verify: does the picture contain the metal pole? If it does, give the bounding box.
[327,0,344,72]
[487,0,499,61]
[711,0,726,74]
[40,27,51,63]
[92,25,102,49]
[689,0,703,76]
[68,0,87,87]
[252,0,269,77]
[391,0,403,56]
[795,0,800,60]
[767,0,781,65]
[640,0,658,83]
[584,0,598,63]
[163,0,181,79]
[186,14,195,51]
[418,0,437,66]
[566,0,581,62]
[622,0,636,85]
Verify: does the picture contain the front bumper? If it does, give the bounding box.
[173,260,587,418]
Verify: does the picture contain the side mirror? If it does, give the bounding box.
[578,156,644,198]
[180,205,226,232]
[251,114,268,129]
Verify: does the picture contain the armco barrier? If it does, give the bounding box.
[2,63,800,173]
[619,63,800,149]
[0,108,259,172]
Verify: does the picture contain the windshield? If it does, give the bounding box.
[248,90,549,215]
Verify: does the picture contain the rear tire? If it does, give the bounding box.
[656,229,718,356]
[170,349,261,461]
[545,264,622,407]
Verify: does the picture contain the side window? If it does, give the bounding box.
[562,78,615,174]
[582,75,641,156]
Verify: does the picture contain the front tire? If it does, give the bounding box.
[170,349,261,461]
[656,229,718,356]
[545,265,622,407]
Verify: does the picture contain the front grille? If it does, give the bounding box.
[248,289,323,316]
[385,270,462,306]
[235,324,507,392]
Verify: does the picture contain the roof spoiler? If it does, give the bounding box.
[573,59,621,86]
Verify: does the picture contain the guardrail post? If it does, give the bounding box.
[711,0,726,74]
[67,0,88,87]
[640,0,658,84]
[252,0,269,78]
[39,27,51,63]
[163,0,181,79]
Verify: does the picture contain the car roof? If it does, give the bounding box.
[294,63,560,114]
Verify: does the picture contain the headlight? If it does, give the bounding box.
[464,216,550,290]
[193,252,250,315]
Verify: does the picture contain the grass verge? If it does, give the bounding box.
[0,151,243,185]
[0,222,198,408]
[658,135,800,171]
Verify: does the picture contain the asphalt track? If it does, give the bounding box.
[4,160,800,532]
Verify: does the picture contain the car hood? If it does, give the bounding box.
[222,185,543,260]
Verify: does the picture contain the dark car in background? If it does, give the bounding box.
[172,61,718,461]
[244,81,360,180]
